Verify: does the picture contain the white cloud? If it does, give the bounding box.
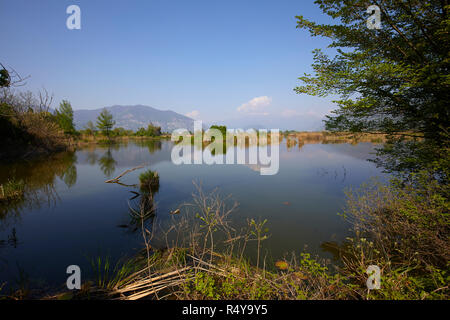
[237,96,272,114]
[186,110,200,119]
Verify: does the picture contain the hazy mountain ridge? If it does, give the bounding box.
[74,105,195,132]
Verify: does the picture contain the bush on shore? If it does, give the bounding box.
[0,90,71,161]
[338,172,449,300]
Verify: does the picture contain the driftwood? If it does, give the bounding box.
[105,164,145,183]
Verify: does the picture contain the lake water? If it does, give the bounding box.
[0,138,387,290]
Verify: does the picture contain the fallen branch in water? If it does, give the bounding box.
[105,164,145,183]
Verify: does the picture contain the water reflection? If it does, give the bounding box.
[117,170,160,234]
[99,148,117,178]
[77,140,163,173]
[127,190,158,234]
[0,138,387,289]
[133,139,162,154]
[176,132,381,157]
[0,228,20,249]
[0,151,78,225]
[86,150,98,165]
[320,240,355,264]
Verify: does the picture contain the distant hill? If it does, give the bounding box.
[74,105,195,133]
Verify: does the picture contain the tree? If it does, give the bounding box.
[294,0,449,178]
[83,120,97,135]
[146,123,161,136]
[135,123,162,137]
[0,63,29,88]
[96,108,115,138]
[55,100,75,134]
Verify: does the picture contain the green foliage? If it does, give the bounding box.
[0,68,10,87]
[192,272,218,299]
[135,123,162,137]
[340,172,450,299]
[96,108,115,137]
[248,218,269,268]
[139,169,160,193]
[209,125,227,137]
[196,207,220,231]
[90,255,140,290]
[184,268,275,300]
[111,127,134,137]
[0,103,33,150]
[55,100,75,134]
[82,120,97,135]
[0,94,69,161]
[295,0,450,176]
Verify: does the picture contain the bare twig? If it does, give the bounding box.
[105,164,145,183]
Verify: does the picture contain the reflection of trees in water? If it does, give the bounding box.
[133,140,162,154]
[99,148,117,178]
[79,141,164,171]
[86,150,98,165]
[59,160,77,187]
[147,141,162,154]
[0,151,77,225]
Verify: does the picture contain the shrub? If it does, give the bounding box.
[139,170,159,193]
[339,172,450,299]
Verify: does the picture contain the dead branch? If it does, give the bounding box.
[105,164,146,183]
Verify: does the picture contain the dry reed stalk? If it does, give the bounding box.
[117,276,188,295]
[115,267,191,293]
[124,279,187,300]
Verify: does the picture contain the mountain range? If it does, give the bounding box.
[74,105,195,133]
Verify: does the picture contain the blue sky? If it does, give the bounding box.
[0,0,339,130]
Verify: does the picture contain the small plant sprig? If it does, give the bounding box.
[248,218,269,269]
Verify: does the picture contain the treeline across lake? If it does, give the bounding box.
[0,70,168,161]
